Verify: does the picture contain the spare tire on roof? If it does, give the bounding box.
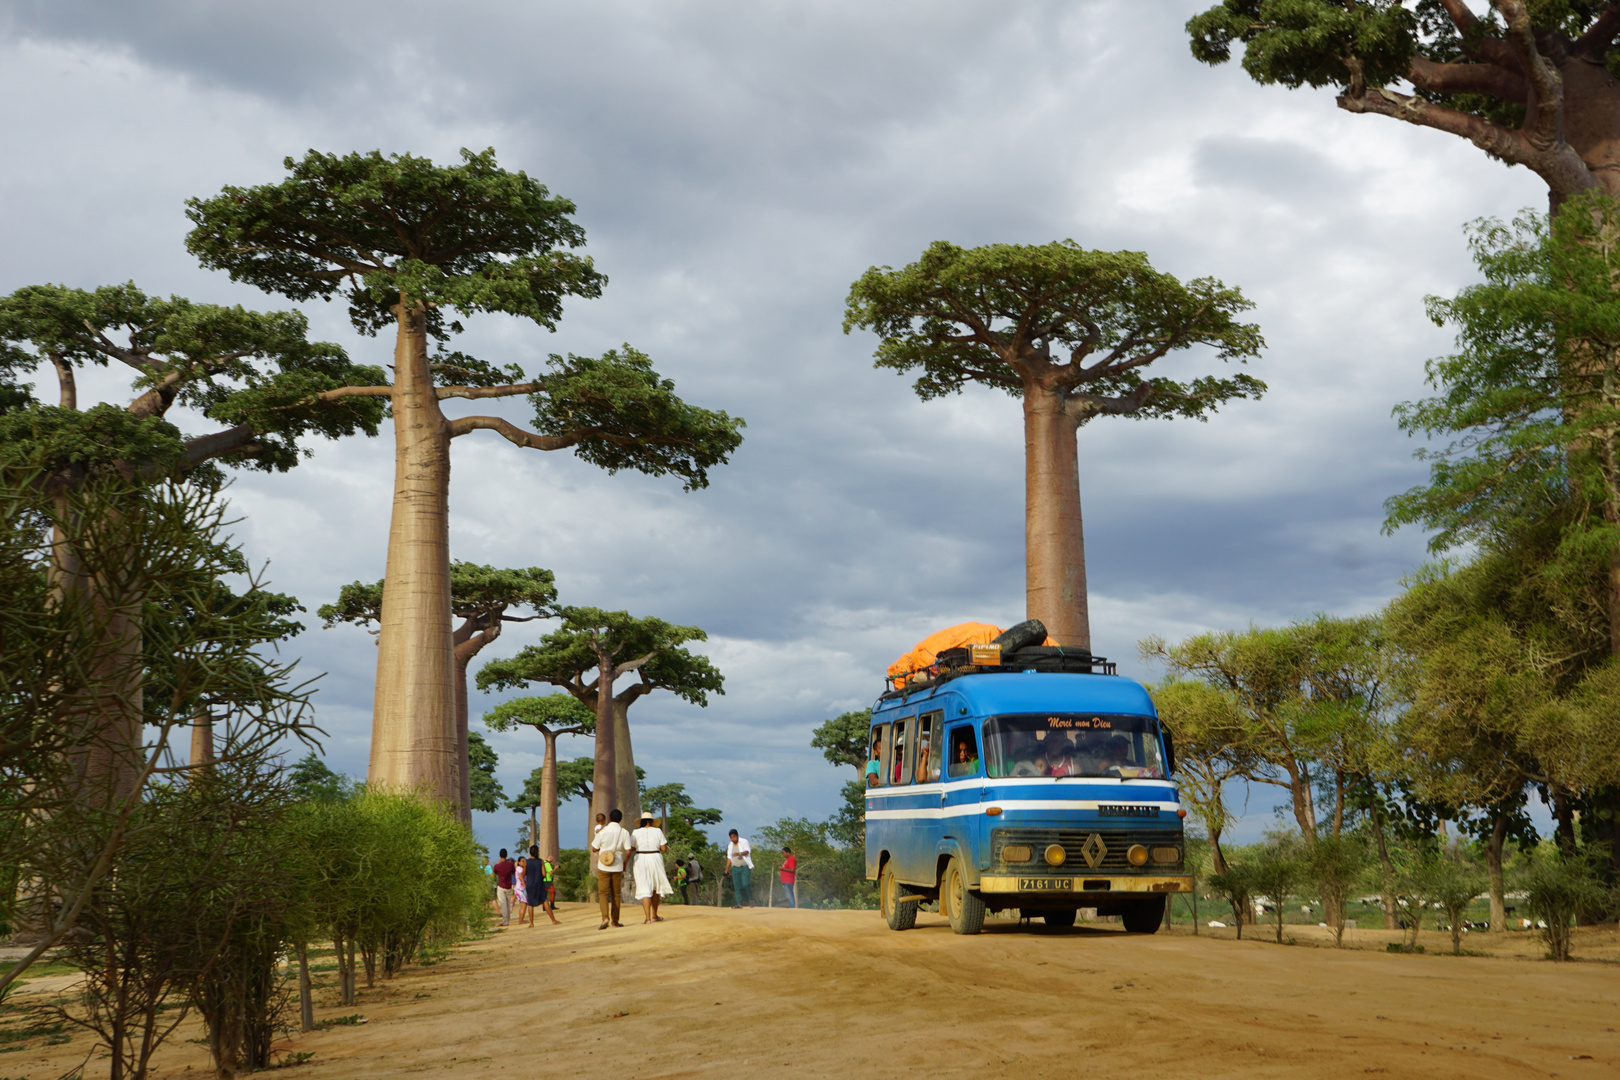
[991,620,1047,652]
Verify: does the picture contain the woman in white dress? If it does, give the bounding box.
[513,857,532,927]
[629,812,674,924]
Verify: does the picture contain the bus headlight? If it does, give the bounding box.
[1001,845,1033,864]
[1044,844,1066,867]
[1126,844,1149,867]
[1151,846,1182,864]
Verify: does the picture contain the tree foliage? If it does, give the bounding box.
[844,240,1264,422]
[0,281,386,472]
[811,709,872,770]
[184,148,744,489]
[466,732,504,813]
[1187,2,1620,207]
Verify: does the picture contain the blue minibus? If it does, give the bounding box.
[864,639,1190,934]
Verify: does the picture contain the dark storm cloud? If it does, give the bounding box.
[0,1,1550,847]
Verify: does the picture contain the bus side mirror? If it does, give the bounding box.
[1163,730,1176,777]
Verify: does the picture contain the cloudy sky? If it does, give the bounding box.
[0,1,1550,851]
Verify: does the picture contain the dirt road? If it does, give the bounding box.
[6,905,1618,1078]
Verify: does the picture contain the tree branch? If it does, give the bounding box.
[447,414,607,450]
[1408,55,1526,103]
[1500,0,1565,150]
[1574,2,1620,59]
[1062,381,1155,425]
[1337,85,1598,199]
[314,385,394,401]
[435,382,539,401]
[182,423,262,466]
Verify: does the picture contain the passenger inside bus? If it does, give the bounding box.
[866,732,882,787]
[914,737,934,783]
[948,733,978,777]
[983,716,1165,778]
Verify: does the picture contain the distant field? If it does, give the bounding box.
[3,905,1616,1079]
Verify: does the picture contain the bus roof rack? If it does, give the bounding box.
[880,644,1116,699]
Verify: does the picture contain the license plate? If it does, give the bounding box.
[1017,877,1074,891]
[1098,804,1157,817]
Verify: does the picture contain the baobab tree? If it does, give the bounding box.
[0,282,383,797]
[477,607,723,826]
[187,149,744,806]
[1187,1,1620,213]
[845,241,1263,649]
[318,563,556,822]
[485,693,594,861]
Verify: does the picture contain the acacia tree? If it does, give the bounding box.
[1143,678,1257,874]
[477,606,723,826]
[485,693,595,861]
[845,241,1263,648]
[318,563,555,821]
[186,148,744,807]
[1187,1,1620,213]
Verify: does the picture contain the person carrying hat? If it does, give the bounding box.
[629,812,673,924]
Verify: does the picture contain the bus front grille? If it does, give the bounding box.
[990,827,1184,873]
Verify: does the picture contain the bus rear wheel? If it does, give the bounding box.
[943,857,985,935]
[1120,896,1165,934]
[881,864,916,931]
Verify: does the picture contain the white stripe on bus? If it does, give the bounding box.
[865,800,1180,820]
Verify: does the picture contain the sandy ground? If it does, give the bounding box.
[4,904,1618,1079]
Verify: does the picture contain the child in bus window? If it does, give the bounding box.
[948,738,972,777]
[914,738,933,783]
[866,734,882,787]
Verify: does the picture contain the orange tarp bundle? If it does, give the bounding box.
[887,622,1004,682]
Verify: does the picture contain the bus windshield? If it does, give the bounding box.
[982,714,1165,779]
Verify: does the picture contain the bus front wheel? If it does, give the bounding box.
[1120,896,1165,934]
[943,857,985,935]
[881,864,917,931]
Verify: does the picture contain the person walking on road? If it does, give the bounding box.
[779,846,797,908]
[725,829,754,908]
[513,856,532,927]
[590,809,631,930]
[538,852,560,924]
[630,812,674,923]
[524,846,548,928]
[492,848,516,927]
[673,859,689,905]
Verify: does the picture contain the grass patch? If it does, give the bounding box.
[316,1014,365,1030]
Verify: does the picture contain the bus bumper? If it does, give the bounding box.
[977,874,1192,895]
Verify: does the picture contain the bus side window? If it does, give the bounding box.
[892,718,910,786]
[869,723,891,788]
[947,726,979,778]
[917,711,942,783]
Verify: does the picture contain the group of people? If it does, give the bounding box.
[586,812,800,927]
[489,846,559,929]
[486,815,803,934]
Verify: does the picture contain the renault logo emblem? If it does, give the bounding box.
[1081,833,1107,868]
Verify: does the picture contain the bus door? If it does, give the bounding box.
[913,709,944,881]
[940,720,984,883]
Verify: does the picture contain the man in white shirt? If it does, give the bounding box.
[590,808,631,930]
[725,829,754,908]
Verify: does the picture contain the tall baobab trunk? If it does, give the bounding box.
[539,728,561,863]
[1022,387,1089,650]
[367,302,458,806]
[589,655,617,824]
[451,655,471,824]
[189,712,214,775]
[613,699,641,827]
